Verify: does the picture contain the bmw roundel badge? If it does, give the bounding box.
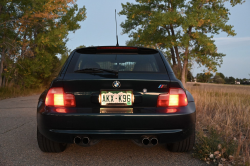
[112,81,121,88]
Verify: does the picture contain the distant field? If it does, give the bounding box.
[186,82,250,165]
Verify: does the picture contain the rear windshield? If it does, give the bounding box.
[67,53,166,73]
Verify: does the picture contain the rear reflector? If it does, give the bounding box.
[166,109,178,113]
[45,87,76,107]
[97,47,137,50]
[55,108,67,113]
[157,88,188,107]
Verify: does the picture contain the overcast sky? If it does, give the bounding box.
[67,0,250,79]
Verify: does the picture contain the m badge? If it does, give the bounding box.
[158,84,168,88]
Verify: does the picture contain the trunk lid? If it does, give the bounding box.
[63,73,170,108]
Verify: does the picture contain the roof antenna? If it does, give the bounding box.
[115,9,119,46]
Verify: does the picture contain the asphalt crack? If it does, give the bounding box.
[0,120,33,135]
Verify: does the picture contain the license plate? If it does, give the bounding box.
[101,90,132,106]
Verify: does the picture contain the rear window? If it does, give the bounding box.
[67,53,166,73]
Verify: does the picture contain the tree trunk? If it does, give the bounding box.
[166,24,182,79]
[181,47,189,88]
[181,27,192,88]
[170,47,179,78]
[185,59,189,81]
[170,24,181,70]
[168,2,181,70]
[5,78,8,87]
[0,49,4,87]
[2,74,5,87]
[166,28,176,66]
[170,47,176,65]
[169,24,182,80]
[0,60,3,87]
[21,31,27,58]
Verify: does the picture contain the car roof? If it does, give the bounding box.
[75,46,159,54]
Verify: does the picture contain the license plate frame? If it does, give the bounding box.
[100,89,133,106]
[100,108,133,113]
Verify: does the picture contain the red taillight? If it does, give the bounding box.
[45,87,76,107]
[157,88,188,107]
[97,47,137,50]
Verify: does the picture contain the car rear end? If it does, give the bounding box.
[37,46,195,152]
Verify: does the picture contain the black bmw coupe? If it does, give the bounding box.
[37,46,196,153]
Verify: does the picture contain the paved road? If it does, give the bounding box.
[0,95,206,166]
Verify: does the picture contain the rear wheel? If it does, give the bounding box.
[37,128,67,153]
[167,127,195,152]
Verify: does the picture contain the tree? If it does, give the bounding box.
[225,76,235,84]
[0,0,19,87]
[187,70,193,82]
[60,48,72,68]
[213,72,225,84]
[119,0,244,87]
[216,72,225,80]
[76,45,86,49]
[196,72,213,83]
[213,75,225,84]
[0,0,86,88]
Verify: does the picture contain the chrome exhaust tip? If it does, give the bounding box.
[74,136,81,144]
[82,137,90,145]
[150,138,158,145]
[142,138,150,145]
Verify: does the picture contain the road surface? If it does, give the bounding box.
[0,95,206,166]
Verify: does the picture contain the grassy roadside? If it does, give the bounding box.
[187,83,250,165]
[0,86,46,100]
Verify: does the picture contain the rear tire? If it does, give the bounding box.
[37,128,67,153]
[167,126,195,152]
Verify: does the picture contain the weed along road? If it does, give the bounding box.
[0,95,205,166]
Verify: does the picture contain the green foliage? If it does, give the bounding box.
[193,128,237,164]
[119,0,244,85]
[0,86,45,100]
[76,45,86,49]
[216,72,225,80]
[60,53,69,68]
[187,70,194,82]
[196,73,213,83]
[213,73,225,84]
[13,53,60,88]
[225,76,235,84]
[0,0,86,88]
[240,78,250,85]
[213,75,225,84]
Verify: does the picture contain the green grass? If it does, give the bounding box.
[0,86,46,100]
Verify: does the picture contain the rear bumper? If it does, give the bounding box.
[46,128,193,144]
[37,102,196,144]
[50,129,183,135]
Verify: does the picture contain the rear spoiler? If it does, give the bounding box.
[75,46,159,54]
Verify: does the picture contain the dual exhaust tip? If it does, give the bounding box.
[74,136,158,146]
[74,136,90,145]
[142,137,158,146]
